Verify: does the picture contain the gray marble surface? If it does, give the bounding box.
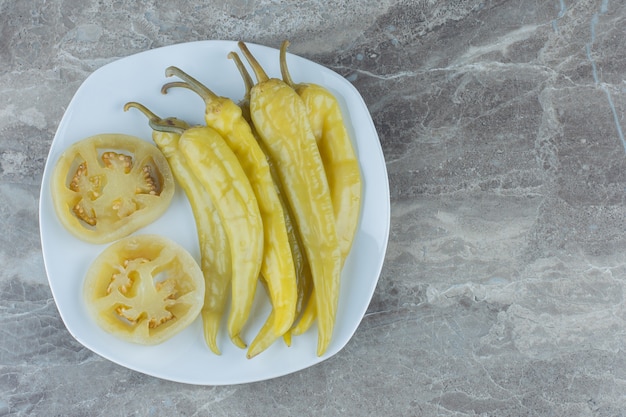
[3,0,626,415]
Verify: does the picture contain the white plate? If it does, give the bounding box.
[39,40,390,385]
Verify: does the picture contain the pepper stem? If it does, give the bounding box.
[161,81,193,95]
[163,66,218,102]
[123,101,188,135]
[228,51,254,99]
[237,41,269,83]
[124,101,160,122]
[279,40,296,88]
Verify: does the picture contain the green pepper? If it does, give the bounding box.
[124,102,233,354]
[161,67,298,358]
[237,41,342,356]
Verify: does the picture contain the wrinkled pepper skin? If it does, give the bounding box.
[228,51,314,347]
[280,40,362,261]
[162,67,298,358]
[238,41,342,356]
[124,102,232,354]
[178,126,264,349]
[280,41,363,336]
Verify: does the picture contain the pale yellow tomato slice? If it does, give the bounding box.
[51,133,175,244]
[83,234,205,345]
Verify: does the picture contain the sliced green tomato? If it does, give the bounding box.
[51,133,175,244]
[83,234,205,345]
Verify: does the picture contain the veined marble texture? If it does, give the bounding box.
[2,0,626,415]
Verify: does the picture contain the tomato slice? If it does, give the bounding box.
[83,234,205,345]
[51,133,175,244]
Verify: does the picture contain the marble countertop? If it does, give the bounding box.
[3,1,626,415]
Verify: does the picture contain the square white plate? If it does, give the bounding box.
[39,40,390,385]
